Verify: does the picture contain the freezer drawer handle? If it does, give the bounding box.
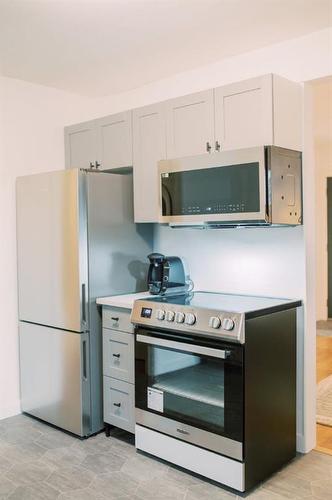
[113,402,121,407]
[112,353,121,358]
[82,340,87,380]
[111,317,119,322]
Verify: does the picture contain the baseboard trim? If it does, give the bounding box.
[0,401,21,421]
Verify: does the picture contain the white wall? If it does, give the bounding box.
[313,79,332,320]
[0,77,96,418]
[1,28,331,451]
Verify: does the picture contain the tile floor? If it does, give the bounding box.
[0,414,331,499]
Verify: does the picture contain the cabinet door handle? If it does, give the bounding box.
[89,162,94,169]
[111,317,119,322]
[113,402,121,407]
[215,140,221,151]
[95,161,101,169]
[112,353,121,358]
[206,141,212,153]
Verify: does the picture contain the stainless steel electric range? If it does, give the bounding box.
[131,291,301,492]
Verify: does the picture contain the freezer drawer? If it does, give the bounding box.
[19,322,90,437]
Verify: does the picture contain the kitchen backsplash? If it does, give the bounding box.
[153,224,305,299]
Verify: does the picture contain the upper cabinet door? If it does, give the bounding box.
[96,111,133,170]
[214,75,273,151]
[166,90,214,158]
[65,120,98,169]
[133,103,167,222]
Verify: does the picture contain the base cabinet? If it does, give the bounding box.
[102,306,135,434]
[103,377,135,433]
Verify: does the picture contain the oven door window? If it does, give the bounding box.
[135,334,243,441]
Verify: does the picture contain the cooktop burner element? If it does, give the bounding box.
[131,291,301,344]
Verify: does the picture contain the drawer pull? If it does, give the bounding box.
[113,402,121,407]
[112,353,121,358]
[111,317,119,322]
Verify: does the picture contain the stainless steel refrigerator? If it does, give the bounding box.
[16,169,152,437]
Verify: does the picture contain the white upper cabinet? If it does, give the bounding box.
[64,74,302,222]
[214,74,302,152]
[96,111,133,170]
[65,120,98,169]
[65,111,133,171]
[166,90,214,158]
[214,75,273,151]
[133,103,167,222]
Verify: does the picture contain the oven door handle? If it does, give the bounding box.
[136,334,230,359]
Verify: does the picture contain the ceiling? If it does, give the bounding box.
[0,0,331,97]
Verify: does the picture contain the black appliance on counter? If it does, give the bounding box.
[147,253,187,295]
[131,291,301,493]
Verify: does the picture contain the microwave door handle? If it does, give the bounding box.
[136,334,230,359]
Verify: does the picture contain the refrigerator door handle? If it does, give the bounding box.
[81,283,87,325]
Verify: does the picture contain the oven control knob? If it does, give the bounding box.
[166,310,175,322]
[175,311,185,323]
[209,316,221,329]
[156,309,165,321]
[185,313,196,325]
[222,318,235,331]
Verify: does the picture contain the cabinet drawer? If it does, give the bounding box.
[103,377,135,433]
[103,329,134,383]
[103,306,133,333]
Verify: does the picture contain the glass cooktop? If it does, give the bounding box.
[144,291,301,314]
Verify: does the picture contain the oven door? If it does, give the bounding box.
[159,146,267,226]
[135,328,243,461]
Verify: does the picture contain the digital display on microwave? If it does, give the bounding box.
[161,162,260,216]
[141,307,152,318]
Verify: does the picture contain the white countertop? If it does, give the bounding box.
[96,291,151,309]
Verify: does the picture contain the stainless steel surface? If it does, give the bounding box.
[16,169,87,332]
[136,334,230,359]
[136,408,242,461]
[132,291,300,343]
[158,146,302,227]
[132,297,245,343]
[19,322,89,436]
[158,146,266,225]
[268,146,302,226]
[17,169,153,436]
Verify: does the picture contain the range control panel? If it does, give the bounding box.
[131,299,245,343]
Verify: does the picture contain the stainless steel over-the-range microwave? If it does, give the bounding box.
[158,146,302,227]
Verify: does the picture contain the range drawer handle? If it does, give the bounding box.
[112,353,121,358]
[111,317,119,322]
[113,402,121,407]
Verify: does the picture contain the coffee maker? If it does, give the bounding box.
[147,253,189,295]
